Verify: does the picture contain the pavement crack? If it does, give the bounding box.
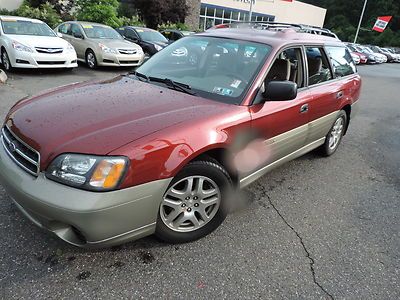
[261,187,334,299]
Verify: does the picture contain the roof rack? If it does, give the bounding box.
[211,21,339,39]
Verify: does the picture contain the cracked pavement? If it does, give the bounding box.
[0,64,399,299]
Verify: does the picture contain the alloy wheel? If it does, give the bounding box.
[2,51,10,71]
[86,52,96,68]
[160,176,221,233]
[328,117,344,150]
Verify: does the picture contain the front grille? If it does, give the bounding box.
[1,126,40,176]
[120,60,139,64]
[118,49,138,55]
[36,61,66,65]
[35,47,63,54]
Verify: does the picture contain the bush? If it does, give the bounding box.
[76,0,122,28]
[158,22,190,31]
[118,15,145,27]
[15,1,62,28]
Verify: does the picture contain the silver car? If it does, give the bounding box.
[55,21,145,69]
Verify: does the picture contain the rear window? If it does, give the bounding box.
[326,46,356,77]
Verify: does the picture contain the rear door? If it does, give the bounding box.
[304,45,357,143]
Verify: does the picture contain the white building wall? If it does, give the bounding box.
[0,0,23,11]
[202,0,326,27]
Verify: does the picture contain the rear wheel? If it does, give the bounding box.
[85,50,97,69]
[1,49,12,71]
[156,160,232,243]
[319,110,347,156]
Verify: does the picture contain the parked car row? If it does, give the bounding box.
[346,43,400,65]
[0,15,195,71]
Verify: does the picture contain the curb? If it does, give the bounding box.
[0,69,7,83]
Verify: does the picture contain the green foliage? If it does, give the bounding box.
[75,0,122,27]
[302,0,400,47]
[0,8,14,15]
[158,22,190,31]
[27,0,75,19]
[128,0,189,29]
[118,15,145,27]
[15,1,62,28]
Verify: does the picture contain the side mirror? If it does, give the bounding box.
[74,32,84,39]
[56,32,63,38]
[263,81,298,102]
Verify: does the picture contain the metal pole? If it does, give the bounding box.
[354,0,368,43]
[249,0,255,21]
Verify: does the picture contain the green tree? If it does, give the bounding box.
[127,0,188,29]
[75,0,122,27]
[15,1,62,28]
[27,0,75,19]
[302,0,400,46]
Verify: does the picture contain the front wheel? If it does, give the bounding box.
[1,49,12,71]
[319,110,347,156]
[156,159,232,243]
[85,50,97,69]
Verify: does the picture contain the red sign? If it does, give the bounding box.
[372,16,392,32]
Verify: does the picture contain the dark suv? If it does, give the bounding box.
[0,22,361,247]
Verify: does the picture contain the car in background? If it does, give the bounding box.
[0,16,77,71]
[385,48,400,62]
[350,52,361,64]
[351,45,380,64]
[160,29,196,43]
[55,21,144,69]
[116,26,169,57]
[346,44,368,64]
[361,45,387,63]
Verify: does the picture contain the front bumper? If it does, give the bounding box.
[11,50,78,69]
[0,144,172,247]
[98,52,145,67]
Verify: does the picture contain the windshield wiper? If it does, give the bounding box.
[148,76,196,96]
[131,71,150,82]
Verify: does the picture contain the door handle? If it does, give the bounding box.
[300,104,309,113]
[336,91,344,99]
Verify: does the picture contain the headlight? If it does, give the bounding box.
[66,43,75,52]
[154,44,163,51]
[46,154,128,191]
[99,43,118,54]
[12,41,33,53]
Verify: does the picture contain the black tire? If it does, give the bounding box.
[1,49,12,72]
[85,50,97,69]
[155,159,232,244]
[319,110,347,156]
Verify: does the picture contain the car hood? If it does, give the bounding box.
[93,38,140,49]
[6,35,69,48]
[6,76,236,169]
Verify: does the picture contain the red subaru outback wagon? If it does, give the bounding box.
[0,23,361,247]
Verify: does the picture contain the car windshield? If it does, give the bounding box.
[82,24,122,39]
[136,29,168,43]
[136,36,271,104]
[1,20,55,36]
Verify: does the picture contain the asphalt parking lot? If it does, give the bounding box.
[0,63,399,299]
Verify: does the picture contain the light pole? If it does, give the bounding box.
[249,0,255,21]
[354,0,368,43]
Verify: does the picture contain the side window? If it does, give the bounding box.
[59,23,71,35]
[125,29,139,40]
[325,46,356,78]
[162,31,172,40]
[305,47,333,86]
[70,24,82,37]
[266,47,305,88]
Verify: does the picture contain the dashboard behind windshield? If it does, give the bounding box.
[136,36,271,104]
[82,24,122,39]
[1,20,55,37]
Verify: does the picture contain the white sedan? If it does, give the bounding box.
[0,16,78,71]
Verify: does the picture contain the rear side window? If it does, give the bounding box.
[325,46,356,77]
[305,47,333,86]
